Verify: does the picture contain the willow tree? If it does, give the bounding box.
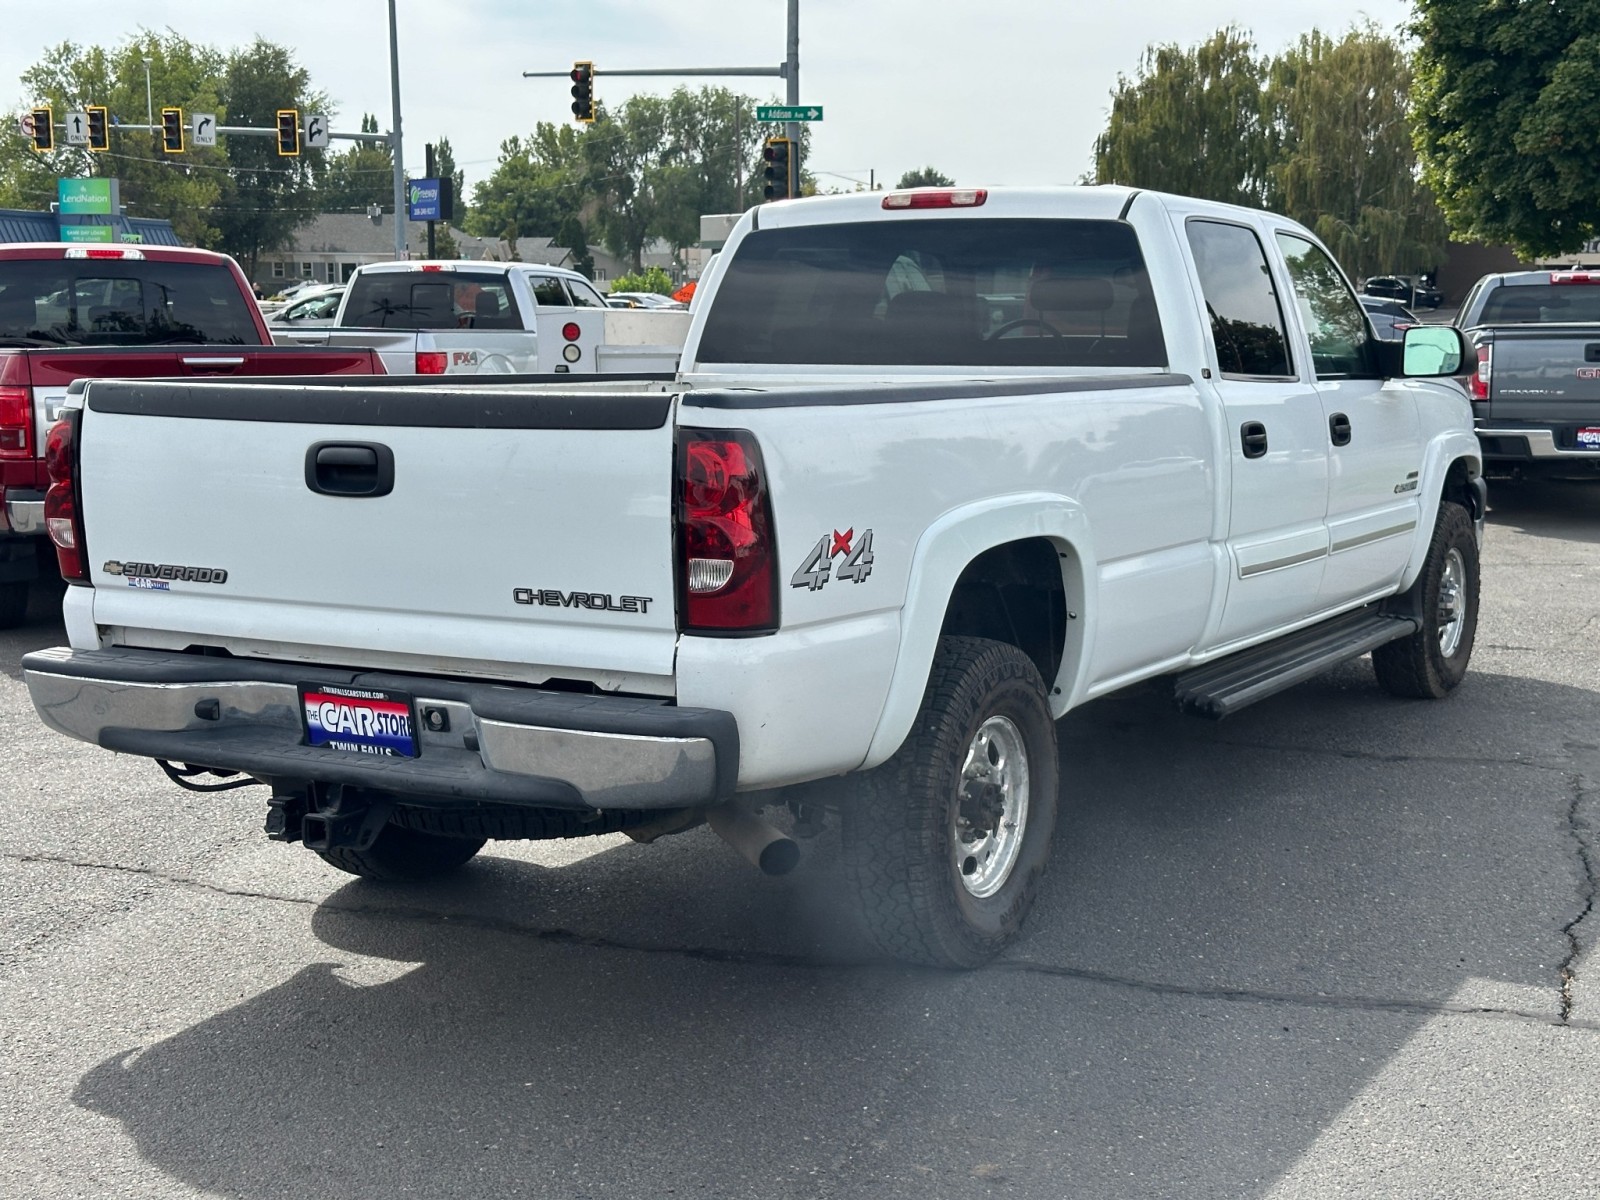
[1265,26,1448,279]
[1093,26,1273,209]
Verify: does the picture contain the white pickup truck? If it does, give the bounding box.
[24,186,1483,967]
[276,259,690,376]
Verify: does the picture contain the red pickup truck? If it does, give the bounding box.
[0,243,385,626]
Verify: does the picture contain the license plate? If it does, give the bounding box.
[300,684,418,758]
[1577,426,1600,450]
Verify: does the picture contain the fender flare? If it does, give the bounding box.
[1399,430,1482,592]
[861,493,1096,771]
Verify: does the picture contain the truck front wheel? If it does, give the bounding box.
[842,636,1059,968]
[1374,501,1479,699]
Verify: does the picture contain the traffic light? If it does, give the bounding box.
[160,107,184,154]
[29,106,52,152]
[570,61,595,124]
[85,105,109,152]
[276,109,300,156]
[762,137,794,202]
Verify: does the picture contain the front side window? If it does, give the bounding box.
[1185,219,1292,378]
[567,279,607,308]
[695,217,1166,368]
[1275,233,1373,377]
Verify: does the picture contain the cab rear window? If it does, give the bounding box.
[696,217,1165,368]
[0,259,262,346]
[342,272,523,329]
[1478,285,1600,324]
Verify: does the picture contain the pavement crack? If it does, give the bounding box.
[10,849,1598,1033]
[1560,770,1597,1024]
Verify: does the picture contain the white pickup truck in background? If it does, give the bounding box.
[276,260,690,376]
[26,186,1483,967]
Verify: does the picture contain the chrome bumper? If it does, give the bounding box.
[23,646,736,810]
[1475,427,1600,459]
[3,495,44,536]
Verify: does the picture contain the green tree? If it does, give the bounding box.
[895,166,955,188]
[610,265,674,295]
[6,32,228,246]
[212,39,326,275]
[1265,26,1447,279]
[1411,0,1600,257]
[464,123,587,245]
[314,113,392,213]
[433,135,466,226]
[1093,27,1272,208]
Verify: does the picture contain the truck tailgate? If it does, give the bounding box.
[1484,327,1600,424]
[75,380,681,684]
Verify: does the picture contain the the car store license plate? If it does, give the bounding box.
[1577,426,1600,450]
[301,684,418,757]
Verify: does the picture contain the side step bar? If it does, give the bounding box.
[1174,609,1419,719]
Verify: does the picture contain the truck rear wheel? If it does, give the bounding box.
[842,636,1059,968]
[1374,501,1478,699]
[315,822,485,882]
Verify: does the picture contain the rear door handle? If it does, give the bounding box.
[1240,421,1268,459]
[305,442,395,497]
[1585,344,1600,363]
[1329,412,1352,446]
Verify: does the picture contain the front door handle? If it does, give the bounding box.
[1240,421,1268,459]
[1329,412,1352,446]
[305,441,395,497]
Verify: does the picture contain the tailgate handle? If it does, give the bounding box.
[1586,344,1600,363]
[306,442,395,497]
[180,356,247,373]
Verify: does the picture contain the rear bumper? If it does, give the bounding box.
[1476,426,1600,461]
[22,646,737,811]
[2,490,45,536]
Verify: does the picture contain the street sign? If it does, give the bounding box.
[756,105,823,122]
[304,114,329,149]
[66,111,88,144]
[18,112,35,139]
[192,112,216,147]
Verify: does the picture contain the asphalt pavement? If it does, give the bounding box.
[2,480,1598,1199]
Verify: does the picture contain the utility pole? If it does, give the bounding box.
[387,0,407,260]
[425,142,437,259]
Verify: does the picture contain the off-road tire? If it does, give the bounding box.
[315,822,486,881]
[841,636,1059,968]
[388,804,667,841]
[1374,501,1479,699]
[0,580,28,629]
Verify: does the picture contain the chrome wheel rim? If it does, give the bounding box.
[953,715,1030,899]
[1437,547,1467,659]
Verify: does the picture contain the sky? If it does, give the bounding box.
[2,0,1395,200]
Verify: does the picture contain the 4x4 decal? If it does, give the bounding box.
[791,527,875,591]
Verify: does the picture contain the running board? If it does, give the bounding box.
[1174,610,1419,719]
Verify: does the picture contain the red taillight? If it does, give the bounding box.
[677,430,778,633]
[0,352,31,459]
[1470,342,1491,402]
[1551,271,1600,285]
[415,351,448,374]
[882,189,987,210]
[562,322,581,342]
[43,414,88,583]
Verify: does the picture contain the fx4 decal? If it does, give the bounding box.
[791,527,874,591]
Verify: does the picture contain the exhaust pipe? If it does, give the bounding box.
[707,803,800,876]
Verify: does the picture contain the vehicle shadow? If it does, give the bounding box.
[69,664,1600,1199]
[0,573,66,682]
[1486,478,1600,544]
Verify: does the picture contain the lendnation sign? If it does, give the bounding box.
[756,106,823,122]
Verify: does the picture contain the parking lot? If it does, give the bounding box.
[2,480,1598,1199]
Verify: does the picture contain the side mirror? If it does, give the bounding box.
[1400,325,1468,377]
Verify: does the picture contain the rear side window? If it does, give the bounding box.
[1185,219,1293,378]
[0,258,262,346]
[342,271,522,329]
[1478,284,1600,324]
[695,217,1166,368]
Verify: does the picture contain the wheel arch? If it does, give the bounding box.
[861,494,1094,770]
[1400,432,1483,592]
